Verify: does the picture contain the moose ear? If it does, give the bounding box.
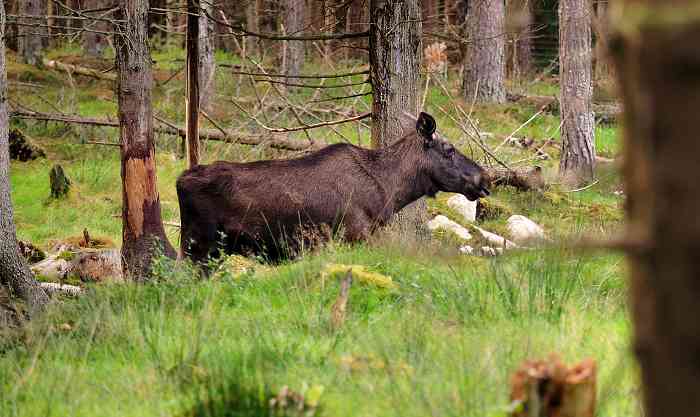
[416,112,436,140]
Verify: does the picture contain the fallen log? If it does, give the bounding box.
[10,110,324,151]
[42,59,116,82]
[507,93,620,124]
[485,166,545,191]
[40,282,83,296]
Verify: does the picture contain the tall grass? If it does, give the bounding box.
[0,243,637,417]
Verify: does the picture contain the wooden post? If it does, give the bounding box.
[510,355,596,417]
[185,0,200,168]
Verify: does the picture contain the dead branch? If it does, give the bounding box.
[507,93,621,123]
[486,166,545,191]
[201,8,369,41]
[10,109,325,151]
[42,59,116,81]
[230,69,369,79]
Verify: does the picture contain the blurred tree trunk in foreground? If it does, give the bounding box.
[115,0,176,281]
[462,0,506,103]
[0,1,49,312]
[558,0,595,185]
[369,0,427,235]
[612,2,700,417]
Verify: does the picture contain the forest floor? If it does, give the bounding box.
[0,44,638,417]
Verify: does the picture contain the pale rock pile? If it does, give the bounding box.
[426,215,472,241]
[428,207,547,257]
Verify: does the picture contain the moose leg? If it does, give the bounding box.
[343,218,371,243]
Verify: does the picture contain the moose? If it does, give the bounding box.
[176,112,490,264]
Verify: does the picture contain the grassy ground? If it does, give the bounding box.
[1,43,636,416]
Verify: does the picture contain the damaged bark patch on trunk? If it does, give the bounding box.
[123,149,158,239]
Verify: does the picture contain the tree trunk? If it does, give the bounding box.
[612,3,700,417]
[506,0,532,78]
[245,0,260,57]
[17,0,46,66]
[369,0,427,235]
[186,0,201,167]
[558,0,595,184]
[83,0,109,57]
[462,0,506,103]
[198,0,216,111]
[115,0,176,281]
[0,3,49,312]
[284,0,306,82]
[347,0,368,59]
[593,0,610,80]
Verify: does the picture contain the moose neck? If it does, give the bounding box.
[372,135,437,212]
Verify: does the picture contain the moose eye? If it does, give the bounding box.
[445,146,455,157]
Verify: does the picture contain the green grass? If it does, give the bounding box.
[0,245,638,417]
[2,45,635,417]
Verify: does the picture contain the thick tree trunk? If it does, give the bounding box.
[558,0,595,184]
[115,0,176,281]
[284,0,306,82]
[0,3,49,312]
[612,3,700,417]
[83,0,109,57]
[17,0,46,66]
[198,0,216,111]
[462,0,506,103]
[369,0,427,235]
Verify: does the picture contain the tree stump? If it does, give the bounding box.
[510,355,596,417]
[49,164,70,199]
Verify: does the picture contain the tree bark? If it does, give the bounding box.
[186,0,201,167]
[17,0,47,66]
[83,0,109,57]
[245,0,260,57]
[462,0,506,103]
[611,3,700,417]
[0,3,49,312]
[347,0,368,59]
[284,0,306,82]
[115,0,176,281]
[558,0,595,184]
[506,0,533,78]
[198,0,216,111]
[369,0,427,235]
[593,0,610,80]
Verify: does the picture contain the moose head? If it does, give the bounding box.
[414,112,490,201]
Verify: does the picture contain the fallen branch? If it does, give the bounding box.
[486,166,545,191]
[42,58,116,81]
[11,109,325,151]
[40,282,83,296]
[507,93,621,123]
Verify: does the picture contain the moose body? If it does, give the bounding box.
[176,113,490,264]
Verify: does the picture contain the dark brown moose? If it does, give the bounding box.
[176,112,490,264]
